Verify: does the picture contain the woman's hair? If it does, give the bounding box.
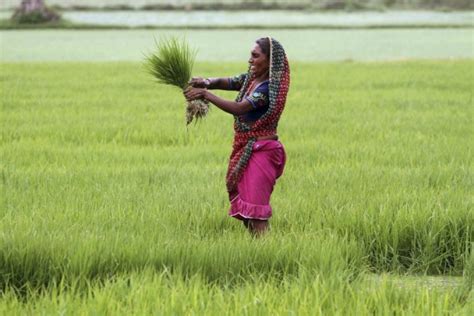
[256,37,270,59]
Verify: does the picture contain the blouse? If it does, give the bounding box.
[228,73,269,122]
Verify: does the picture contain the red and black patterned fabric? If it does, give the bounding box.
[226,37,290,195]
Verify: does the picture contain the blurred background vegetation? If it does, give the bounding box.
[1,0,473,11]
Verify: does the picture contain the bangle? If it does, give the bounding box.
[204,78,211,89]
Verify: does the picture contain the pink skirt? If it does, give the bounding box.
[229,140,286,221]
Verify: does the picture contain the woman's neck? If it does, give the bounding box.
[252,71,269,83]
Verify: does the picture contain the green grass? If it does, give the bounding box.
[1,61,472,313]
[1,271,471,315]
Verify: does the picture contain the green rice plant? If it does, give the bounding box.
[0,271,469,315]
[144,36,208,125]
[0,60,472,314]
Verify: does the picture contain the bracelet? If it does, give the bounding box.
[204,78,211,89]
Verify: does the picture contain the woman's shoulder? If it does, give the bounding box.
[254,80,269,93]
[228,73,249,90]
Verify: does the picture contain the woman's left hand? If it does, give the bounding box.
[184,87,207,101]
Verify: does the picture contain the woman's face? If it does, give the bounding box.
[248,43,269,78]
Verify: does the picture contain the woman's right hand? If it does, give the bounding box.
[188,77,208,88]
[184,86,207,101]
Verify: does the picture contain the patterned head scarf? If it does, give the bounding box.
[226,37,290,195]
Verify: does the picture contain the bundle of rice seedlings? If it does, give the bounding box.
[145,37,209,125]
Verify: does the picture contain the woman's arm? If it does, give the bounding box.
[208,78,234,90]
[184,87,253,116]
[189,77,233,90]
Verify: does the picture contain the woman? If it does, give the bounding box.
[184,37,290,236]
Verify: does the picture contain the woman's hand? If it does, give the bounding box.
[184,87,207,101]
[188,77,209,88]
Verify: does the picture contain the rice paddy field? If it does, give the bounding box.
[1,29,473,61]
[1,29,473,313]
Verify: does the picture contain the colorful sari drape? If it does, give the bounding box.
[226,37,290,197]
